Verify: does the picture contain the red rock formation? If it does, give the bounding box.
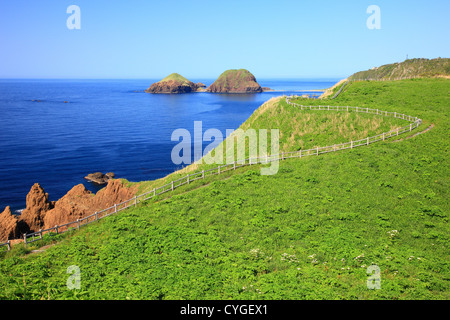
[43,184,95,228]
[19,183,54,233]
[0,179,137,242]
[92,179,136,209]
[43,179,136,229]
[0,206,20,242]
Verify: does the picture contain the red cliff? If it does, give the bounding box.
[0,206,20,242]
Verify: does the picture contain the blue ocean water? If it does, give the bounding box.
[0,78,339,212]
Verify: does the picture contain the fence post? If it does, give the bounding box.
[77,219,80,230]
[367,137,369,145]
[410,123,412,131]
[7,240,11,251]
[55,225,59,234]
[187,174,190,184]
[171,181,174,191]
[316,147,319,155]
[351,141,353,149]
[233,162,236,170]
[95,211,98,221]
[39,229,42,239]
[202,170,205,178]
[153,188,156,197]
[23,233,27,245]
[134,196,137,207]
[218,166,221,174]
[383,133,385,141]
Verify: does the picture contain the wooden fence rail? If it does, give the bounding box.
[0,96,422,250]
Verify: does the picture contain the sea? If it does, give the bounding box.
[0,78,339,213]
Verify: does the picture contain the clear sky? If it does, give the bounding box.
[0,0,448,79]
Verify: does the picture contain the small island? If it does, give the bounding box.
[145,73,199,94]
[206,69,263,93]
[84,172,115,185]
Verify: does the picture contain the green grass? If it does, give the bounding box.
[0,78,448,300]
[160,73,193,85]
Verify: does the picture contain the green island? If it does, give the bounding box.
[0,74,448,299]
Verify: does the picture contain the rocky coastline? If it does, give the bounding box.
[0,179,137,243]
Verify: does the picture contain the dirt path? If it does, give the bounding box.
[391,124,434,142]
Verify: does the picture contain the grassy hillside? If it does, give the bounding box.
[0,79,448,300]
[350,58,450,81]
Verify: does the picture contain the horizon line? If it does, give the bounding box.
[0,76,346,80]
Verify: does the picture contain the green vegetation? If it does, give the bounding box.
[220,69,252,79]
[160,73,193,85]
[0,79,448,300]
[350,58,450,81]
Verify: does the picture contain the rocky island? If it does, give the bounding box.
[146,69,271,94]
[145,73,199,94]
[84,172,115,185]
[206,69,264,93]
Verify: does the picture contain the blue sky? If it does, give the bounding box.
[0,0,448,79]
